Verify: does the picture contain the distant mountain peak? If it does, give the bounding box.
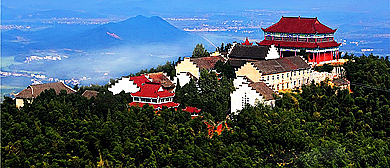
[62,15,192,50]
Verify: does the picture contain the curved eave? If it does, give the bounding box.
[263,30,336,34]
[257,40,340,49]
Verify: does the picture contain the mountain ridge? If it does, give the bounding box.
[61,15,194,50]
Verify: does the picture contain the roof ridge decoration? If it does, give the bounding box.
[241,37,253,46]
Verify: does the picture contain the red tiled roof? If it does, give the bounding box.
[130,75,150,87]
[241,37,253,45]
[182,106,201,113]
[129,102,179,109]
[15,82,76,98]
[257,40,340,49]
[131,82,174,98]
[262,16,336,34]
[258,40,317,48]
[317,41,341,48]
[190,56,225,70]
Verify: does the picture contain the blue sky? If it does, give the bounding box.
[2,0,389,14]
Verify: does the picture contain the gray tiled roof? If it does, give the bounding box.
[252,56,310,75]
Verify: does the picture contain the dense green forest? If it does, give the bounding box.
[2,54,390,167]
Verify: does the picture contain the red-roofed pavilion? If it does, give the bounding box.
[182,106,201,119]
[129,81,179,110]
[257,16,340,64]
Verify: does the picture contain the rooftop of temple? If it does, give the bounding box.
[262,16,336,34]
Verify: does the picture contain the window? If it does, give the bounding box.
[267,76,269,81]
[284,37,297,42]
[294,72,296,76]
[298,38,307,42]
[282,74,284,79]
[308,38,315,43]
[242,93,249,107]
[287,73,289,78]
[141,98,146,102]
[161,98,165,102]
[274,37,282,41]
[287,83,289,88]
[134,97,140,101]
[152,99,157,103]
[265,36,272,40]
[299,71,301,75]
[146,98,151,102]
[294,81,296,86]
[272,75,274,80]
[277,75,279,80]
[299,80,301,85]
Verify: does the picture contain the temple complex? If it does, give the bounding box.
[257,16,340,64]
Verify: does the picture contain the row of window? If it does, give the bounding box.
[265,36,334,43]
[262,70,308,82]
[241,93,249,107]
[133,97,173,103]
[272,78,310,90]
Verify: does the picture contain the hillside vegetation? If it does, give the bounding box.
[2,54,390,167]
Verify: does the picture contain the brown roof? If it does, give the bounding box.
[252,56,310,75]
[82,90,99,99]
[332,78,349,86]
[249,82,276,101]
[190,56,225,70]
[147,72,175,88]
[228,45,270,60]
[16,82,76,98]
[236,75,254,84]
[178,71,198,80]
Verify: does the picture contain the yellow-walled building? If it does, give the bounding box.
[175,56,225,85]
[235,56,311,92]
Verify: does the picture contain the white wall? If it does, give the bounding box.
[231,83,263,115]
[173,72,193,87]
[265,45,280,60]
[233,76,251,88]
[108,77,140,95]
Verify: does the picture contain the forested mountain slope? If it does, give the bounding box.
[2,54,389,167]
